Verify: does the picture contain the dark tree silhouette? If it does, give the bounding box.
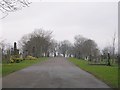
[73,35,100,60]
[19,28,53,58]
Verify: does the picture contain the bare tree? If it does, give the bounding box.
[58,40,72,57]
[0,39,13,63]
[19,28,53,58]
[49,39,58,57]
[102,46,113,55]
[112,32,116,63]
[74,35,87,59]
[18,33,30,52]
[102,46,113,64]
[0,39,7,55]
[67,43,74,57]
[0,0,31,19]
[83,39,99,57]
[73,35,100,61]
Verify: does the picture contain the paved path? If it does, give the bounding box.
[3,57,110,88]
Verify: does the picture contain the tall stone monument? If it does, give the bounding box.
[14,42,17,55]
[13,42,19,56]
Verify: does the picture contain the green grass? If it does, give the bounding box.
[0,64,1,75]
[69,58,118,88]
[2,57,47,77]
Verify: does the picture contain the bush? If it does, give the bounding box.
[25,56,37,60]
[10,59,14,63]
[13,58,23,63]
[10,56,15,63]
[9,55,23,63]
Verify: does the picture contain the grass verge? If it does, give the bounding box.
[69,58,118,88]
[2,57,47,77]
[0,64,1,76]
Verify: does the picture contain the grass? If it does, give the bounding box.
[2,57,47,77]
[69,58,118,88]
[0,64,1,75]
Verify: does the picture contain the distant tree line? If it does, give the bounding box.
[0,28,118,65]
[18,29,100,60]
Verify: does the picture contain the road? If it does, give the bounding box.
[3,57,110,88]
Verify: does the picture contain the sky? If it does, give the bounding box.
[0,1,118,51]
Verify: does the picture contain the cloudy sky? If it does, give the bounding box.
[0,1,118,51]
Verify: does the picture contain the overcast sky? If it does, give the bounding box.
[0,1,118,50]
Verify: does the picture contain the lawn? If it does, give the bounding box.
[69,58,118,88]
[0,64,1,76]
[2,57,47,77]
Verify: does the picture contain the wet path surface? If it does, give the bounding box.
[3,57,110,88]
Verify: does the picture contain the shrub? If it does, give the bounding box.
[9,56,23,63]
[10,56,15,63]
[26,56,37,60]
[13,58,23,63]
[10,59,14,63]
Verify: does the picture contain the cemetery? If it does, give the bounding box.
[0,0,118,89]
[2,42,47,76]
[2,42,38,64]
[1,31,118,88]
[1,40,118,88]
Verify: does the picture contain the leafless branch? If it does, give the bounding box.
[0,0,31,19]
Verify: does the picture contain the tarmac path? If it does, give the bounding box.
[2,57,110,88]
